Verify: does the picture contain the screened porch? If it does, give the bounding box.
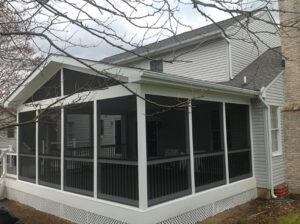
[16,68,253,208]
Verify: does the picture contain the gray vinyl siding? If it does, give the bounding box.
[251,99,268,188]
[265,74,286,186]
[0,112,16,150]
[227,12,281,77]
[125,38,229,82]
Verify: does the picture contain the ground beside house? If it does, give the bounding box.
[0,194,299,224]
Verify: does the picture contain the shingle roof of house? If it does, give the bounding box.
[220,47,283,91]
[101,15,245,63]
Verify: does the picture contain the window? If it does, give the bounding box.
[226,103,252,182]
[270,106,281,155]
[38,109,61,188]
[18,111,36,182]
[7,127,15,138]
[25,71,61,103]
[150,60,163,72]
[63,68,119,95]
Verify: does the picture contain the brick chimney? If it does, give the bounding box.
[279,0,300,193]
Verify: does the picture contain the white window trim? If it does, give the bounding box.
[270,106,282,156]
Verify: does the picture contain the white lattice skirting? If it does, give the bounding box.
[5,187,257,224]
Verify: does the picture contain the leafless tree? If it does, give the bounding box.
[0,0,299,130]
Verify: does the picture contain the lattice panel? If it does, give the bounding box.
[160,189,257,224]
[159,204,214,224]
[87,212,127,224]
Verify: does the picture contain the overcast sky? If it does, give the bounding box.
[34,1,278,61]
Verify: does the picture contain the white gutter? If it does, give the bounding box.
[141,71,259,97]
[259,91,277,199]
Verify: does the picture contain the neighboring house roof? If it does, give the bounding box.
[220,47,283,91]
[101,15,245,64]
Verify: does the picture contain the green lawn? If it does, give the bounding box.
[277,213,300,224]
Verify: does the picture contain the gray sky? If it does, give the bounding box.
[34,0,278,61]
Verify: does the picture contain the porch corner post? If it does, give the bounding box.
[137,93,148,209]
[93,100,98,198]
[36,110,38,184]
[16,111,19,180]
[61,107,64,191]
[222,102,229,184]
[188,100,195,194]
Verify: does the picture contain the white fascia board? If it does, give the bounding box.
[4,55,143,108]
[141,71,259,97]
[52,55,143,82]
[111,32,223,65]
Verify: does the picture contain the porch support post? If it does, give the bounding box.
[16,112,19,180]
[222,102,229,184]
[61,108,64,191]
[93,100,97,198]
[36,110,38,184]
[137,92,148,209]
[249,103,255,177]
[188,100,195,194]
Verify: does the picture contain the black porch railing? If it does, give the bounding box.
[38,155,60,188]
[194,151,226,192]
[147,156,191,206]
[97,159,138,206]
[228,148,252,182]
[64,157,93,196]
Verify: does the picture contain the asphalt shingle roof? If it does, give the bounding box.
[101,15,245,63]
[220,47,283,91]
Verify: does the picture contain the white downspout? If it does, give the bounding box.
[222,34,233,80]
[259,92,277,199]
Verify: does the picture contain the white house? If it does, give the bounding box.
[2,10,285,224]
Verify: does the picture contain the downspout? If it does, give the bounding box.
[259,90,277,199]
[222,34,233,80]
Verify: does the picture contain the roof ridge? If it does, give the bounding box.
[101,14,245,63]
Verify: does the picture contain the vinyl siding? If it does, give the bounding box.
[265,74,286,186]
[227,12,281,77]
[251,99,268,188]
[125,38,229,82]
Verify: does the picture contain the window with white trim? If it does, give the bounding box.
[270,106,281,155]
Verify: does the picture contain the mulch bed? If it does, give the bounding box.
[0,199,74,224]
[198,194,300,224]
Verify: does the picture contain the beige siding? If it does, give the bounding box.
[265,74,286,187]
[251,99,268,188]
[0,112,16,150]
[227,12,281,77]
[125,38,229,82]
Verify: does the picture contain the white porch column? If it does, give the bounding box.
[137,94,148,209]
[16,112,19,180]
[222,102,229,184]
[93,100,98,198]
[36,110,38,184]
[188,101,195,194]
[61,108,64,191]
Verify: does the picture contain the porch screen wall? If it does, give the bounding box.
[64,102,93,196]
[226,103,252,182]
[97,96,138,206]
[146,95,191,206]
[19,111,36,182]
[38,109,61,188]
[63,69,119,95]
[192,100,226,192]
[25,71,61,103]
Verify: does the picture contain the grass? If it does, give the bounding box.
[277,213,300,224]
